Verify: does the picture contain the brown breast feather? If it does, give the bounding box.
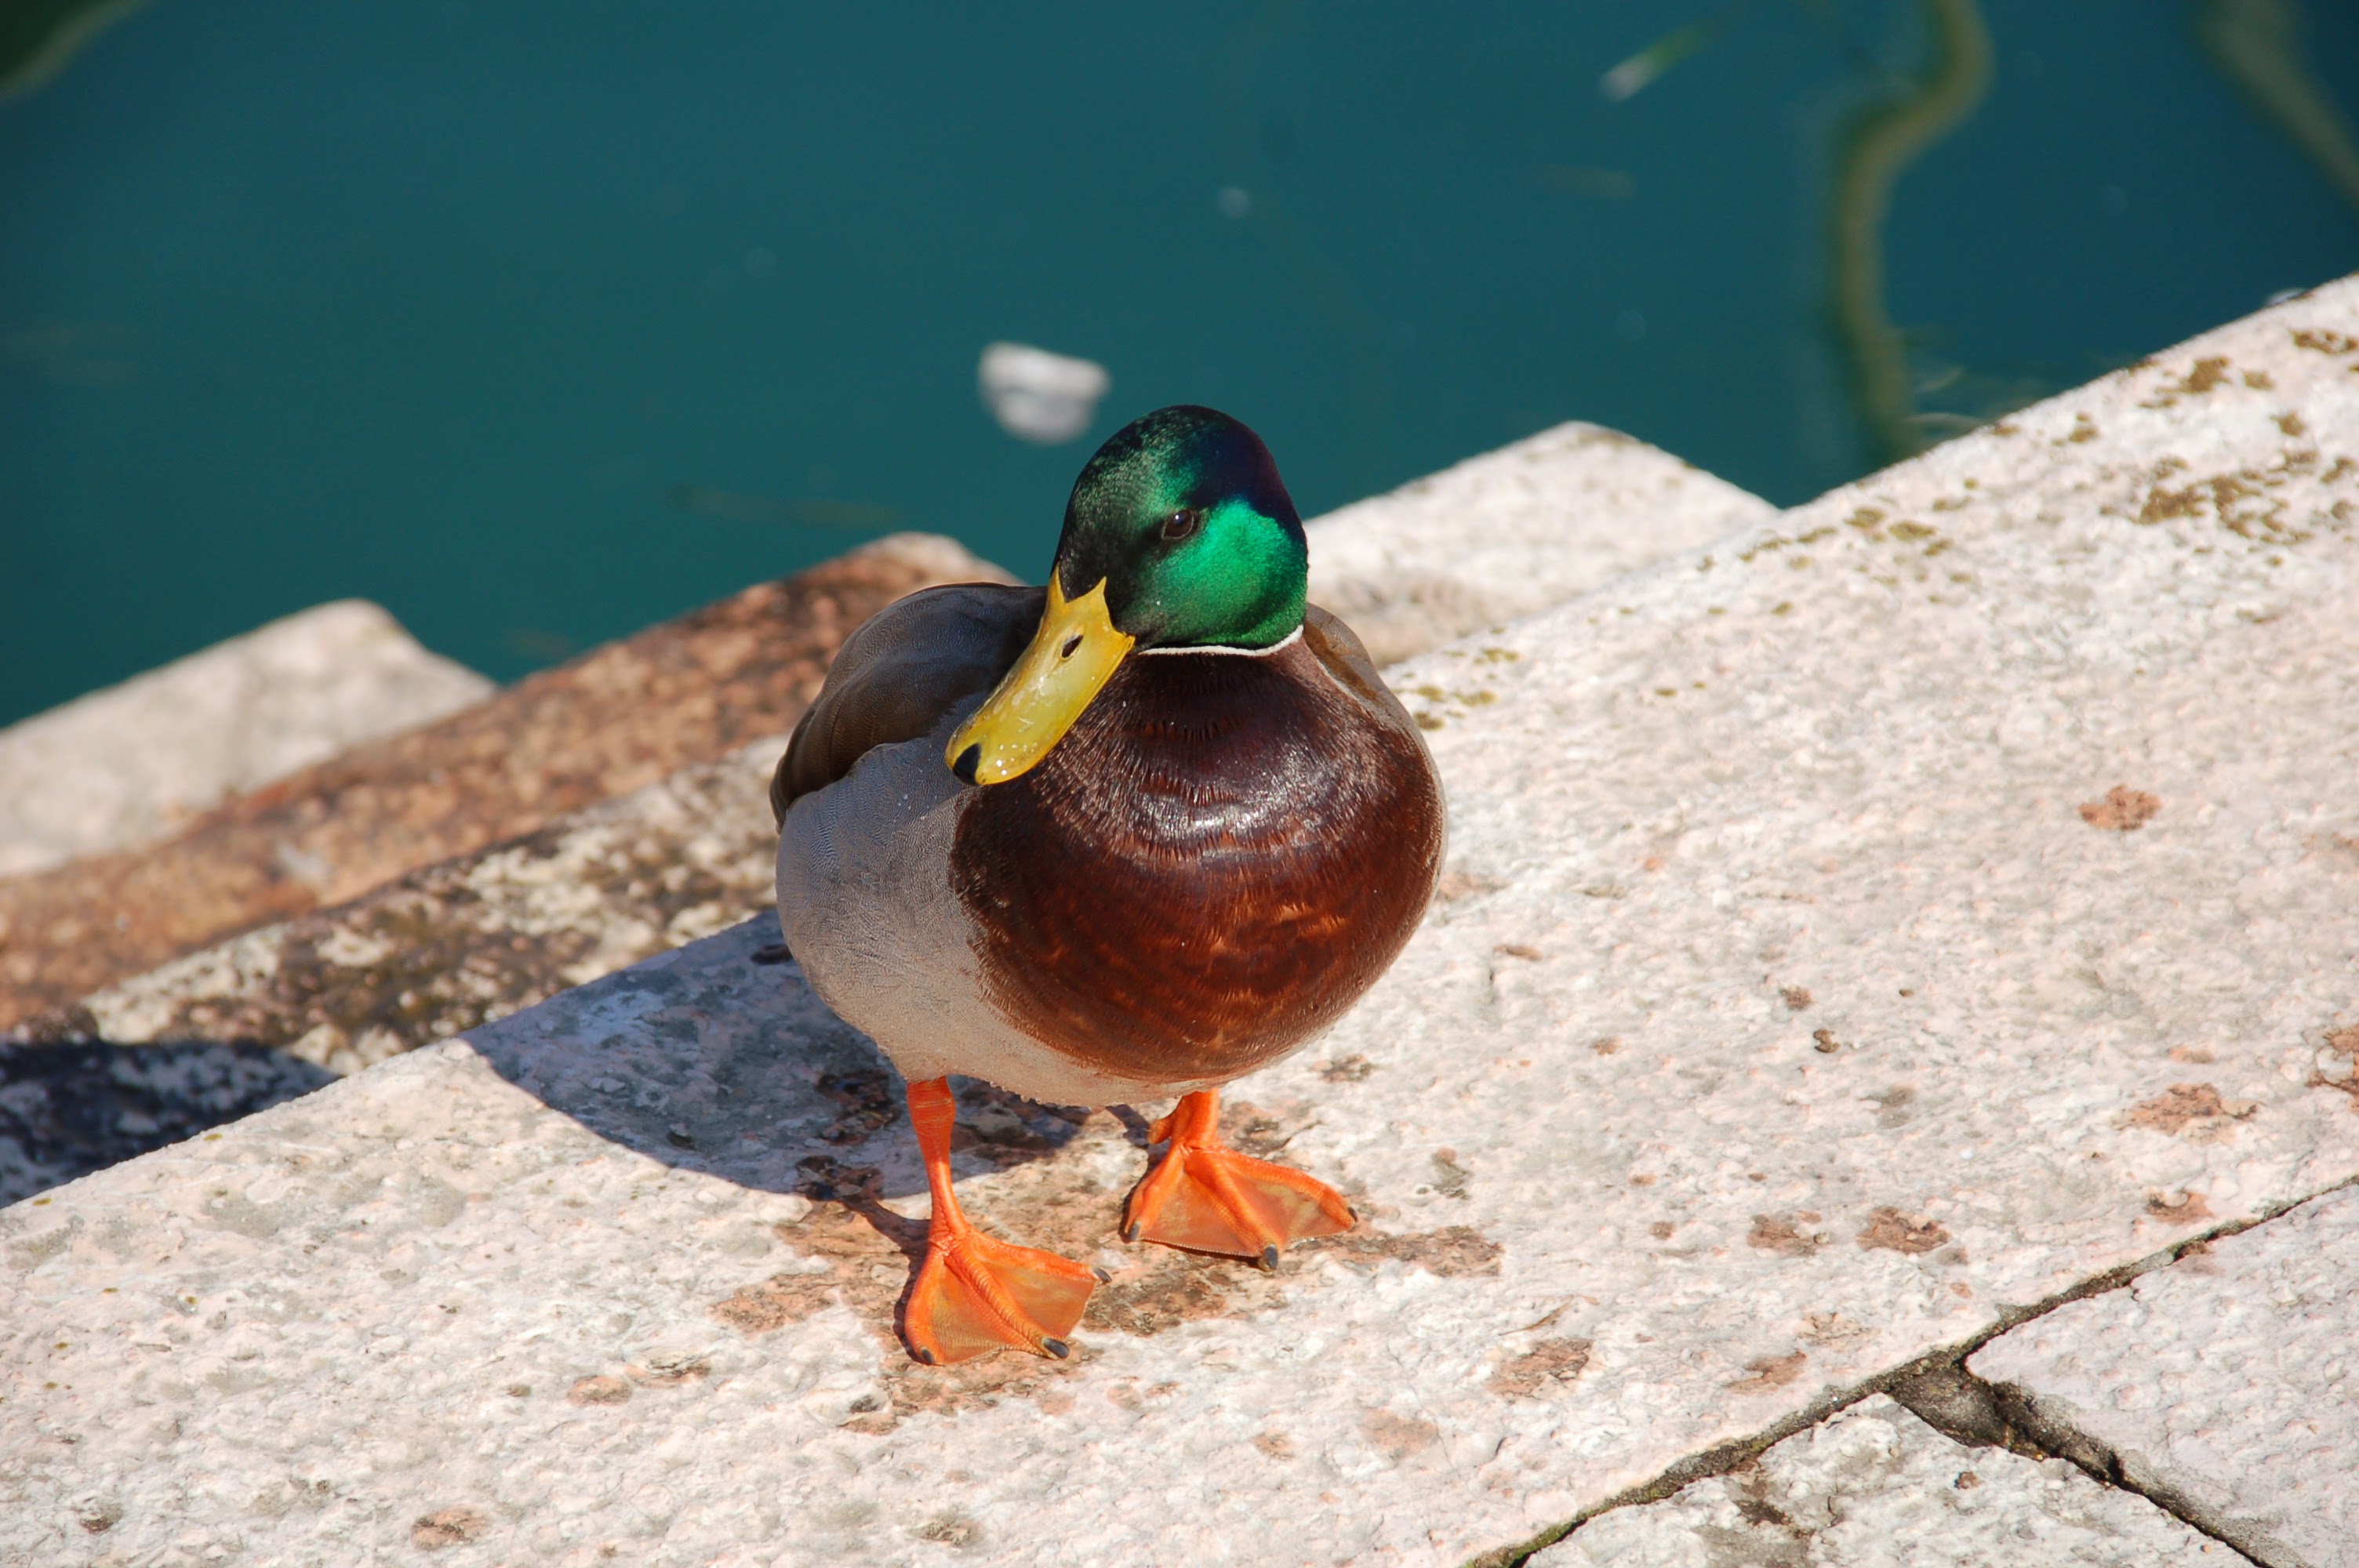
[950,624,1444,1091]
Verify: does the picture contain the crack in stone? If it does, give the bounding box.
[1470,1175,2359,1568]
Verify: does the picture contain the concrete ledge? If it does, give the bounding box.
[0,535,1007,1029]
[1532,1395,2219,1565]
[0,601,489,880]
[2,279,2354,1565]
[1305,421,1774,666]
[1972,1181,2359,1567]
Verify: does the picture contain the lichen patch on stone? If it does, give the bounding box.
[2078,786,2160,831]
[1856,1207,1950,1254]
[2125,1082,2256,1141]
[1488,1337,1592,1399]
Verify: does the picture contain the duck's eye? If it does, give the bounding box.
[1160,508,1201,543]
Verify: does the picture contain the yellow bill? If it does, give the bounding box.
[947,575,1135,785]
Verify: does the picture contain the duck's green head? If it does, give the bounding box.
[1052,405,1307,651]
[949,405,1307,785]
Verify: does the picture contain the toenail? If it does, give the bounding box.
[1043,1338,1070,1359]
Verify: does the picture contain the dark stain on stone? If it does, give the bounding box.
[918,1513,983,1548]
[565,1375,631,1406]
[1856,1207,1949,1254]
[2140,355,2230,406]
[1223,1099,1297,1159]
[1317,1054,1375,1083]
[1869,1083,1916,1129]
[411,1507,491,1550]
[2079,786,2160,832]
[1728,1350,1808,1394]
[1361,1409,1440,1460]
[626,1354,711,1387]
[816,1070,899,1145]
[2125,1081,2255,1137]
[1748,1214,1823,1258]
[1301,1224,1503,1277]
[2145,1190,2213,1222]
[1779,985,1813,1012]
[1488,1337,1592,1399]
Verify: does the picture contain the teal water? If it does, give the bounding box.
[4,1,2355,727]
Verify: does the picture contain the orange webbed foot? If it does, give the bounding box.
[899,1076,1097,1366]
[903,1222,1099,1366]
[1124,1090,1354,1265]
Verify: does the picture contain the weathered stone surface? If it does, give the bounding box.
[0,535,1008,1029]
[0,601,490,880]
[1304,420,1775,666]
[51,739,783,1071]
[2,281,2356,1566]
[1971,1181,2359,1567]
[1531,1395,2219,1565]
[0,1041,335,1209]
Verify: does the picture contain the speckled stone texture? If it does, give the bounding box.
[1971,1181,2359,1568]
[1304,421,1774,666]
[1530,1395,2221,1566]
[0,601,490,880]
[51,739,787,1071]
[1,280,2355,1567]
[0,535,1010,1029]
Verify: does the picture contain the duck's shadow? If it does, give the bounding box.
[463,913,1138,1214]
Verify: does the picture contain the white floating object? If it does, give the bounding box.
[977,341,1110,445]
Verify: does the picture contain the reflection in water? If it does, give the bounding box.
[1532,165,1635,201]
[0,0,147,100]
[1827,0,1994,467]
[2195,0,2359,215]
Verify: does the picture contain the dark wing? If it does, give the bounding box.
[1301,603,1427,744]
[771,583,1045,823]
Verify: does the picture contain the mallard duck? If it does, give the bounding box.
[772,405,1444,1364]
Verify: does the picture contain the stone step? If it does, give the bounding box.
[1971,1180,2359,1568]
[0,600,490,880]
[0,534,1007,1029]
[1530,1394,2223,1566]
[1304,420,1773,666]
[0,278,2351,1566]
[1,424,1771,1200]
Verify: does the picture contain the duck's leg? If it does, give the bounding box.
[1124,1089,1354,1266]
[900,1076,1097,1366]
